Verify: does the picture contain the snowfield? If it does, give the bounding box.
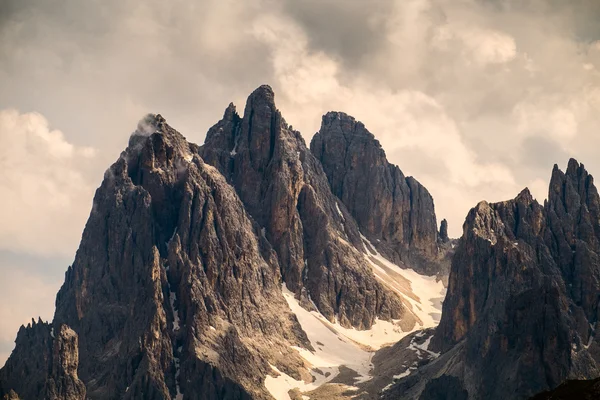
[265,235,447,400]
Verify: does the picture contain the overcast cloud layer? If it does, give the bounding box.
[0,0,599,365]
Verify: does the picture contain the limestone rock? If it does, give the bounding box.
[1,114,311,399]
[438,219,449,243]
[200,85,408,330]
[385,159,600,400]
[45,325,86,400]
[310,111,446,276]
[0,319,53,400]
[0,319,85,400]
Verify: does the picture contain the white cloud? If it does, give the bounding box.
[0,0,598,238]
[0,109,96,256]
[435,25,517,66]
[513,100,578,141]
[251,7,518,236]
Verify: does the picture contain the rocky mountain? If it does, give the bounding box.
[0,86,448,400]
[199,86,431,330]
[310,111,448,277]
[382,159,600,399]
[3,113,317,399]
[5,85,598,400]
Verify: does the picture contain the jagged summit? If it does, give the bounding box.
[385,158,600,400]
[320,111,379,143]
[516,187,534,203]
[1,85,450,400]
[200,85,409,329]
[311,110,449,276]
[246,84,275,104]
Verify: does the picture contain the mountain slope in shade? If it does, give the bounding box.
[0,86,449,400]
[383,159,600,400]
[310,111,451,277]
[530,377,600,400]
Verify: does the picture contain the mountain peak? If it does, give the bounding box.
[311,110,445,276]
[133,113,166,136]
[246,84,275,108]
[515,187,534,203]
[566,157,582,177]
[320,111,374,141]
[223,102,238,119]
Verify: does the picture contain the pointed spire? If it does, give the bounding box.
[246,84,275,105]
[516,187,534,204]
[320,111,372,140]
[223,102,238,119]
[566,158,581,176]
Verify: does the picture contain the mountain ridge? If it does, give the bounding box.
[383,158,600,400]
[0,85,448,400]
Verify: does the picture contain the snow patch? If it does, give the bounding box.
[393,369,413,380]
[407,332,439,359]
[335,202,344,218]
[360,234,446,329]
[173,352,183,400]
[182,152,193,162]
[265,364,311,400]
[230,134,240,156]
[382,382,394,392]
[327,317,408,349]
[585,322,597,349]
[170,291,181,331]
[166,274,183,399]
[270,284,374,400]
[270,234,446,398]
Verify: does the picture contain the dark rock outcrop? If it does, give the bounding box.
[384,159,600,400]
[45,325,86,400]
[200,86,408,330]
[419,376,468,400]
[530,377,600,400]
[0,319,85,400]
[438,220,449,244]
[0,319,53,400]
[310,112,447,276]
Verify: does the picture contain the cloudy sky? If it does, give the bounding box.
[0,0,599,365]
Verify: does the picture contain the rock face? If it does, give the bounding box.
[200,86,408,330]
[438,219,449,244]
[0,319,53,400]
[0,319,85,400]
[1,114,311,399]
[310,112,445,276]
[45,325,86,400]
[384,159,600,400]
[0,86,448,399]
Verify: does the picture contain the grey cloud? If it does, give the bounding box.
[519,135,570,177]
[281,0,392,68]
[0,251,71,281]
